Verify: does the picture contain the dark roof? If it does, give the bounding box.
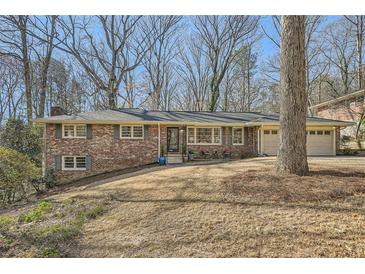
[33,108,354,126]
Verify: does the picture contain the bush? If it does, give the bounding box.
[19,201,52,223]
[31,168,57,192]
[0,118,42,166]
[0,147,41,204]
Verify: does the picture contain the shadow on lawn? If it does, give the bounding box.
[108,196,365,216]
[309,170,365,178]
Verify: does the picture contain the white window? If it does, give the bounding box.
[121,126,132,138]
[187,128,195,144]
[62,124,86,138]
[232,127,244,145]
[120,125,144,139]
[187,127,221,145]
[62,156,86,170]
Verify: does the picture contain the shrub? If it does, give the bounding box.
[40,247,60,258]
[0,118,42,166]
[31,168,57,192]
[0,147,41,204]
[19,201,52,223]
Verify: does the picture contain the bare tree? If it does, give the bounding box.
[276,16,309,176]
[37,16,159,109]
[227,44,261,112]
[29,16,58,118]
[344,15,365,90]
[0,56,23,123]
[142,16,182,110]
[0,16,33,123]
[193,16,260,111]
[262,16,327,113]
[178,39,211,111]
[321,18,357,97]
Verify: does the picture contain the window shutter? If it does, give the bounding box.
[144,125,149,140]
[221,127,226,145]
[86,155,92,171]
[55,124,62,139]
[55,155,62,170]
[113,125,120,139]
[244,127,249,145]
[86,124,93,139]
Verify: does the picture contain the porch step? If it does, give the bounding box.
[166,154,183,164]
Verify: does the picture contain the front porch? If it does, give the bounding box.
[158,124,257,164]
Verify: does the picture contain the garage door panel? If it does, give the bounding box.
[262,129,334,156]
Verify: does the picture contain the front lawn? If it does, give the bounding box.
[1,157,365,257]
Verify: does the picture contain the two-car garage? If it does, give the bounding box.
[259,127,336,156]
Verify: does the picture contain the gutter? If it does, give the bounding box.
[33,119,355,128]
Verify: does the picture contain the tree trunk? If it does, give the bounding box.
[37,16,56,118]
[209,84,220,112]
[19,17,33,124]
[276,16,309,176]
[356,16,363,90]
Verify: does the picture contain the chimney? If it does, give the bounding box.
[50,106,65,116]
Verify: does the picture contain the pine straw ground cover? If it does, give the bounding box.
[1,157,365,257]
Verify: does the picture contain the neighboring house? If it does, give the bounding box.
[310,89,365,139]
[34,108,353,183]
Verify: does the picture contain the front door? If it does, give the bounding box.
[167,127,179,153]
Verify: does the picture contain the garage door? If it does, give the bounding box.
[306,130,333,156]
[262,129,334,156]
[262,129,279,155]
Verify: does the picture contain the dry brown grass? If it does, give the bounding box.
[2,157,365,257]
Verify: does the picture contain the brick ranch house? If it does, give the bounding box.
[310,89,365,140]
[34,108,353,183]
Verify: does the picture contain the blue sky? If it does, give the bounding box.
[259,15,342,62]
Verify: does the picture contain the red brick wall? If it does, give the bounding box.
[315,101,364,137]
[45,124,159,183]
[45,124,258,183]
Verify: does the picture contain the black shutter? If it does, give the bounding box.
[86,124,92,139]
[113,125,120,139]
[55,124,62,139]
[221,127,226,145]
[144,125,149,140]
[55,155,62,170]
[85,155,92,171]
[244,127,249,145]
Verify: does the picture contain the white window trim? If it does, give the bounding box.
[186,126,222,145]
[62,156,87,171]
[120,125,144,140]
[232,127,244,145]
[62,124,87,139]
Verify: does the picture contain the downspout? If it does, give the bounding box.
[333,126,337,156]
[158,123,161,160]
[42,124,47,176]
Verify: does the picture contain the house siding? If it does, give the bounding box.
[314,98,364,138]
[45,123,259,184]
[45,124,159,183]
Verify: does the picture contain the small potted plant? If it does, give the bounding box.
[159,146,166,165]
[223,148,230,159]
